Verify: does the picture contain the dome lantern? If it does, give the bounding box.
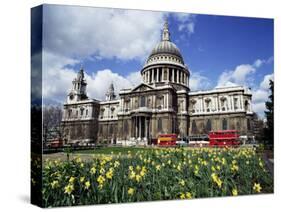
[162,20,170,41]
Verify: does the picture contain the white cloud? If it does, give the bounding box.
[251,73,274,117]
[189,72,211,91]
[252,89,269,102]
[253,57,274,68]
[252,102,267,115]
[253,59,264,68]
[86,69,141,101]
[43,5,165,61]
[217,57,273,88]
[217,64,256,87]
[173,13,196,35]
[260,73,274,90]
[42,51,142,103]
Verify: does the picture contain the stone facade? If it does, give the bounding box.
[61,21,253,145]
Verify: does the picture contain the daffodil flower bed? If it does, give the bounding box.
[42,147,273,207]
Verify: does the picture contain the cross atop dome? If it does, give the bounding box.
[162,20,170,41]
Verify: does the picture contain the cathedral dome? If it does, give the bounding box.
[149,40,183,60]
[144,21,185,68]
[141,21,190,89]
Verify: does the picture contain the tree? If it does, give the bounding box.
[264,80,274,149]
[252,112,265,143]
[43,105,63,145]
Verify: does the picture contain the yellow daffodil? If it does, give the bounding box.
[156,164,161,171]
[180,192,185,199]
[97,175,105,188]
[106,170,113,179]
[135,174,141,182]
[128,187,134,195]
[80,176,85,183]
[253,183,262,193]
[179,179,185,186]
[69,176,75,184]
[90,166,96,174]
[64,184,74,195]
[84,181,91,190]
[211,173,222,188]
[51,180,59,189]
[231,164,239,172]
[186,192,192,199]
[232,188,238,196]
[129,170,136,179]
[114,160,120,168]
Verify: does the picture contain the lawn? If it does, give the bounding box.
[73,146,155,155]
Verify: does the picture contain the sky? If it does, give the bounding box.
[34,4,274,117]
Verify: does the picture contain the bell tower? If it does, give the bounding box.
[67,68,88,103]
[105,82,116,101]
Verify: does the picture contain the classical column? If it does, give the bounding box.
[166,93,169,109]
[172,69,175,82]
[145,72,148,83]
[240,95,244,110]
[218,96,221,111]
[146,118,149,139]
[135,117,137,137]
[156,68,159,82]
[139,116,142,138]
[152,69,155,83]
[177,70,179,83]
[180,71,183,84]
[215,96,218,111]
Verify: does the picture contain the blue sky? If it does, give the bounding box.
[38,4,274,117]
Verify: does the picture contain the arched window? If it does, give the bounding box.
[222,118,228,130]
[206,119,212,132]
[191,120,197,134]
[158,118,162,132]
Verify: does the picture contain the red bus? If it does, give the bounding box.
[47,139,63,148]
[157,134,177,146]
[208,130,240,147]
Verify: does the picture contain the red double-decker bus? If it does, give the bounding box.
[208,130,240,147]
[157,134,177,146]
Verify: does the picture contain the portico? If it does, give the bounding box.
[132,115,150,139]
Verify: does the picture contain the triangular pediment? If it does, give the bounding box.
[131,83,154,92]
